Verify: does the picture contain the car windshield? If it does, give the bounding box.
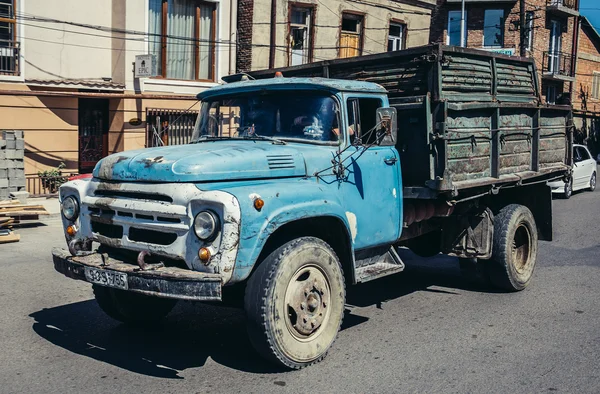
[191,92,341,144]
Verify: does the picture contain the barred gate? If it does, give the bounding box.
[146,108,199,147]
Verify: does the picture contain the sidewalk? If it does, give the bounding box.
[27,196,60,216]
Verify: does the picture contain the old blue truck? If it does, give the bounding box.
[52,45,572,369]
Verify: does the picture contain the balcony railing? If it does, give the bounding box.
[546,0,579,16]
[543,51,574,79]
[0,39,20,76]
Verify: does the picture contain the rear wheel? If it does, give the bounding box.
[244,237,345,369]
[589,172,596,192]
[93,285,177,324]
[486,205,538,292]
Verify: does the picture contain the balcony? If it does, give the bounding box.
[542,51,575,82]
[0,40,20,76]
[546,0,579,18]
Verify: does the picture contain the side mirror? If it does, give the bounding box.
[376,107,397,146]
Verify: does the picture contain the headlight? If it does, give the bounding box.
[61,196,79,221]
[194,211,219,240]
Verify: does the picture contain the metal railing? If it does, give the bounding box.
[146,108,199,147]
[542,51,574,77]
[26,173,78,196]
[0,39,20,76]
[546,0,578,11]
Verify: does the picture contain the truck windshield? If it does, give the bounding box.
[191,92,340,144]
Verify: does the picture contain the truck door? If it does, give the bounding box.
[338,96,402,249]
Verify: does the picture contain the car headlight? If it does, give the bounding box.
[61,196,79,221]
[194,211,219,240]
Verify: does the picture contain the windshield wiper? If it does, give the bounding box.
[243,134,287,145]
[191,135,235,143]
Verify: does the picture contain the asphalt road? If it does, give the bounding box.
[1,187,599,394]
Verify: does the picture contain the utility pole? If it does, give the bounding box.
[460,0,466,47]
[520,0,526,57]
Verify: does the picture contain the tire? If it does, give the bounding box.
[93,285,177,324]
[244,237,346,369]
[589,172,596,192]
[563,178,572,199]
[486,205,538,292]
[405,231,441,258]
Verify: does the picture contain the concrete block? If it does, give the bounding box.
[0,140,5,148]
[0,169,6,178]
[0,160,8,169]
[0,178,7,188]
[14,160,24,169]
[10,190,29,204]
[13,130,23,139]
[2,130,15,140]
[8,168,24,179]
[15,139,24,150]
[0,151,5,160]
[9,178,26,187]
[5,139,15,149]
[6,150,24,159]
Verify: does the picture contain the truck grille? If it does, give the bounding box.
[83,182,189,251]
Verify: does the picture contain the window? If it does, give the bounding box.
[346,98,383,144]
[387,23,406,52]
[340,13,363,58]
[149,0,216,81]
[592,72,600,99]
[547,85,557,105]
[524,11,534,51]
[192,92,341,144]
[289,6,313,66]
[0,0,18,75]
[483,9,504,48]
[447,10,466,46]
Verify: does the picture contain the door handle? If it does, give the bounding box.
[384,157,398,165]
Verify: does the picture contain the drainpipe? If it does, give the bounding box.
[269,0,276,68]
[460,0,466,47]
[229,0,234,75]
[519,0,526,57]
[570,14,581,100]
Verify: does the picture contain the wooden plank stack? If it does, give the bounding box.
[0,130,26,201]
[0,200,50,243]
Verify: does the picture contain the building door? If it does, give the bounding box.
[548,20,562,73]
[78,98,109,174]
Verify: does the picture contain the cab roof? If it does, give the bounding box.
[197,77,387,100]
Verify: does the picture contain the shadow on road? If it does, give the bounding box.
[29,251,488,378]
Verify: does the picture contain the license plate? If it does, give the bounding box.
[85,267,128,290]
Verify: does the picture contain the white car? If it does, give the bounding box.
[548,144,597,199]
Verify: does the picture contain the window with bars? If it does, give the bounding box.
[340,13,363,58]
[148,0,216,81]
[592,72,600,100]
[387,23,406,52]
[0,0,18,76]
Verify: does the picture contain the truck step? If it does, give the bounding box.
[354,247,405,283]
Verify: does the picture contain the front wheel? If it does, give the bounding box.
[93,285,177,324]
[486,205,538,292]
[244,237,346,369]
[564,178,572,199]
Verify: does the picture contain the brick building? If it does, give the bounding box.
[429,0,579,105]
[236,0,437,72]
[572,16,600,157]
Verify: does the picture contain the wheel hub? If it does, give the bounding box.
[285,265,331,338]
